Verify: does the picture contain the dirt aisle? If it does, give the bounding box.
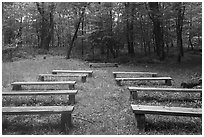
[71,67,137,135]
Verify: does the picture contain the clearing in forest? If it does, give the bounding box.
[2,54,202,135]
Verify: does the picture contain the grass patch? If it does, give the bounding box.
[2,52,202,135]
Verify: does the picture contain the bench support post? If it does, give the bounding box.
[116,80,122,86]
[132,91,138,100]
[69,84,75,90]
[165,79,172,86]
[12,85,22,90]
[38,76,44,81]
[52,72,57,74]
[88,73,92,77]
[152,74,157,77]
[113,74,117,78]
[61,112,72,134]
[134,113,145,132]
[69,95,75,104]
[81,76,87,83]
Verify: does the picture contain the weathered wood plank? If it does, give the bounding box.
[52,70,93,77]
[131,104,201,132]
[11,81,76,85]
[2,106,74,133]
[38,74,87,82]
[3,106,74,115]
[128,87,202,99]
[128,87,202,92]
[131,104,202,117]
[89,63,118,68]
[2,90,78,95]
[113,71,157,78]
[3,90,78,104]
[11,81,76,90]
[116,77,172,86]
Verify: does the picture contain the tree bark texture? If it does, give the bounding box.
[176,2,185,62]
[36,2,55,51]
[66,6,86,59]
[148,2,165,60]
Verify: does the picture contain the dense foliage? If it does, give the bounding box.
[2,2,202,61]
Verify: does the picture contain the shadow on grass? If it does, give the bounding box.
[137,95,201,104]
[144,119,202,134]
[2,120,65,135]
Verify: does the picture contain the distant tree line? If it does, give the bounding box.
[2,2,202,61]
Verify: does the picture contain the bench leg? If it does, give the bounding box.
[132,91,138,100]
[12,85,22,90]
[152,74,157,77]
[113,74,117,78]
[81,76,86,83]
[69,84,75,90]
[116,80,122,86]
[61,112,72,134]
[88,73,92,77]
[165,80,172,86]
[200,93,202,98]
[134,113,145,132]
[69,95,75,104]
[52,72,57,74]
[38,76,44,81]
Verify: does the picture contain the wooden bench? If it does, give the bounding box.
[131,104,202,132]
[2,90,78,104]
[128,87,202,99]
[2,105,74,133]
[52,70,93,77]
[89,63,118,68]
[115,77,172,86]
[38,74,87,83]
[11,81,76,90]
[113,71,157,78]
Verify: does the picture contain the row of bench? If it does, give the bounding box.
[3,69,93,133]
[112,71,202,132]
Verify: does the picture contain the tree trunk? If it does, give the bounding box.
[66,6,86,59]
[125,2,135,56]
[36,2,55,51]
[148,2,165,60]
[176,2,185,62]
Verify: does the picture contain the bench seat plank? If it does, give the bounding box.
[131,104,202,117]
[128,87,202,93]
[52,70,93,77]
[3,106,74,115]
[39,74,87,77]
[116,77,172,81]
[3,90,78,104]
[11,81,76,85]
[128,87,202,99]
[3,106,74,133]
[116,77,172,86]
[89,63,118,68]
[11,81,76,90]
[113,71,157,78]
[131,104,202,132]
[38,74,87,82]
[2,90,78,96]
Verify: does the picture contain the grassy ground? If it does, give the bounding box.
[2,52,202,135]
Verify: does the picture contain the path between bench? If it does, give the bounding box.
[73,69,136,134]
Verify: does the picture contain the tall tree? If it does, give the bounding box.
[148,2,165,60]
[175,2,185,62]
[125,2,135,56]
[36,2,55,50]
[66,5,86,59]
